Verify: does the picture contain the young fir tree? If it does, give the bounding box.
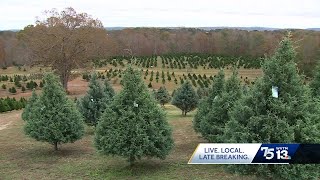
[24,73,84,151]
[0,99,10,112]
[172,81,198,116]
[155,86,171,107]
[95,67,174,165]
[224,34,320,179]
[77,73,114,127]
[198,69,242,142]
[21,89,38,121]
[103,79,115,102]
[193,69,225,132]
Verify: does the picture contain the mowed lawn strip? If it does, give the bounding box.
[0,107,255,180]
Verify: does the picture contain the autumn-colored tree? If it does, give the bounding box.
[18,7,110,90]
[0,39,5,67]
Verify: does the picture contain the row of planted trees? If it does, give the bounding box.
[22,66,174,165]
[193,34,320,179]
[0,97,27,112]
[102,53,263,70]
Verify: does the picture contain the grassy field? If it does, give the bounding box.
[0,59,262,179]
[0,105,255,180]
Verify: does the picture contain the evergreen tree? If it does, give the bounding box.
[155,86,171,107]
[172,81,198,116]
[21,90,38,121]
[224,34,320,179]
[9,87,17,93]
[5,97,14,111]
[196,87,209,99]
[24,73,84,150]
[198,70,242,142]
[95,67,174,165]
[103,79,115,103]
[77,74,113,127]
[193,69,225,132]
[162,78,165,84]
[0,99,10,112]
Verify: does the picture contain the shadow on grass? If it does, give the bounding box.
[92,158,172,178]
[167,113,195,120]
[19,143,89,162]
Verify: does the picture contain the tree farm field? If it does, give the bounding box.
[0,62,263,98]
[0,59,262,179]
[0,106,254,180]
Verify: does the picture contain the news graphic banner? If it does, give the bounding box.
[188,143,320,164]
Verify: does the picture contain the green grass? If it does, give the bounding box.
[0,105,256,180]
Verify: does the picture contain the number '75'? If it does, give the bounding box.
[260,147,274,159]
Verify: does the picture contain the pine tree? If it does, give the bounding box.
[0,99,10,112]
[24,73,84,151]
[224,33,320,179]
[198,70,242,142]
[9,87,17,93]
[4,97,14,111]
[155,86,171,107]
[103,79,115,103]
[172,81,198,116]
[21,90,38,121]
[193,69,225,132]
[77,73,113,127]
[95,67,174,165]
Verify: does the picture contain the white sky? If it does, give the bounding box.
[1,0,320,29]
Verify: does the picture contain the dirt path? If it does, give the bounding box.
[0,121,12,130]
[0,110,21,130]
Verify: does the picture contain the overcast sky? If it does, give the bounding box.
[1,0,320,30]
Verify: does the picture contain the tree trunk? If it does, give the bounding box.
[62,78,68,91]
[129,156,135,167]
[184,111,187,116]
[59,69,70,92]
[54,142,58,151]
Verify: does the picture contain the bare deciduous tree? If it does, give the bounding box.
[18,7,110,90]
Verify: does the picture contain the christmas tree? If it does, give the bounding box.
[21,89,38,121]
[103,79,115,103]
[24,73,84,150]
[172,81,198,116]
[197,69,242,142]
[95,67,174,165]
[224,33,320,179]
[155,86,171,107]
[193,69,225,132]
[77,73,114,127]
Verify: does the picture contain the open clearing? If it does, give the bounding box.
[0,105,255,180]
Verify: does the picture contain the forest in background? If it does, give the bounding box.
[0,28,319,76]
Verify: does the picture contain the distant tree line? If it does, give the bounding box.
[1,28,320,76]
